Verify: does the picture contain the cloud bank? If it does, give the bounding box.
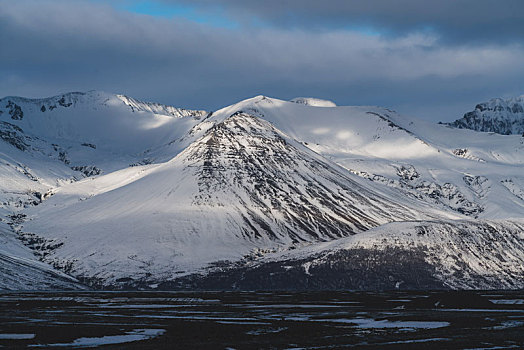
[167,0,524,44]
[1,0,523,121]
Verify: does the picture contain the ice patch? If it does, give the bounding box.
[489,299,524,305]
[0,333,35,340]
[489,320,524,330]
[381,337,450,345]
[31,329,164,347]
[317,318,449,329]
[246,327,287,335]
[242,304,342,309]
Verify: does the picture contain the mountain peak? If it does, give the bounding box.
[449,95,524,135]
[1,91,207,119]
[0,91,208,155]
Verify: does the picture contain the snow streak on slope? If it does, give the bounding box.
[449,95,524,135]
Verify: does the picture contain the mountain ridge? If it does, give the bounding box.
[0,91,523,290]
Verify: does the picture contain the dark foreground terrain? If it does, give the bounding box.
[0,291,523,349]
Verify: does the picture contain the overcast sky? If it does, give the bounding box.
[1,0,523,121]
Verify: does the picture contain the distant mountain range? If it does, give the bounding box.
[0,91,523,290]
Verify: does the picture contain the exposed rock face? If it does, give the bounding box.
[0,121,29,151]
[71,165,102,177]
[187,112,420,240]
[5,100,24,120]
[449,96,524,135]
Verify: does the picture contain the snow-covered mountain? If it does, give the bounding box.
[0,92,523,290]
[449,95,524,135]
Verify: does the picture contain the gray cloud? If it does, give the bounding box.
[165,0,524,44]
[1,0,523,122]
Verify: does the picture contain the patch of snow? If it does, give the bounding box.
[0,333,35,340]
[317,318,449,329]
[290,97,337,107]
[33,329,165,348]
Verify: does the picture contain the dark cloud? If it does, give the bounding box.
[1,0,523,122]
[162,0,524,44]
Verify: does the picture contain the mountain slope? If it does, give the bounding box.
[0,91,207,289]
[0,90,208,214]
[0,91,207,159]
[209,96,524,219]
[20,111,431,286]
[0,221,83,290]
[176,219,524,290]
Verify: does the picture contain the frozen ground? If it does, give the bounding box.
[0,291,523,349]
